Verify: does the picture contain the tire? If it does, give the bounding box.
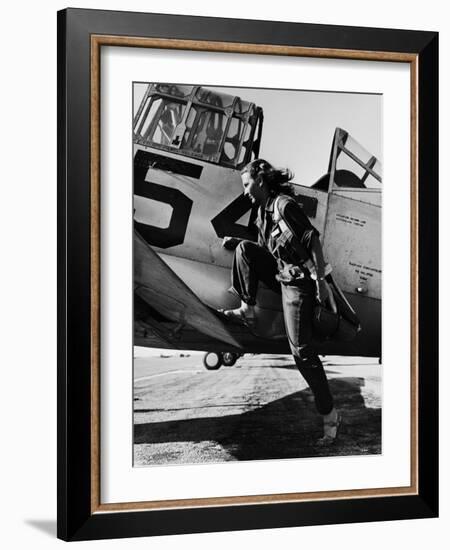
[222,352,238,367]
[203,352,222,370]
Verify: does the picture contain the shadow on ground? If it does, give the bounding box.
[134,377,381,461]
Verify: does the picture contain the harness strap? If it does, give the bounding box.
[272,196,314,270]
[272,196,332,280]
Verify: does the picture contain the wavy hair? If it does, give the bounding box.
[241,159,295,197]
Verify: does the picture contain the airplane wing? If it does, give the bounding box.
[134,290,291,354]
[134,230,242,350]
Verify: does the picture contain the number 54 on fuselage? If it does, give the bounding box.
[133,83,382,358]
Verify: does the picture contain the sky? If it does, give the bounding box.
[133,83,382,187]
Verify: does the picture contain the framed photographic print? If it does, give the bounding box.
[57,8,438,541]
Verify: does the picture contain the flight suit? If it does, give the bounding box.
[230,194,334,415]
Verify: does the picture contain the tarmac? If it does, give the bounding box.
[133,353,381,465]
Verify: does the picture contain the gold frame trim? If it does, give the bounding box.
[90,35,419,514]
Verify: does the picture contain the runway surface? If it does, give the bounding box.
[133,353,381,466]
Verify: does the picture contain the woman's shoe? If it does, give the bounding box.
[219,307,258,332]
[221,307,255,327]
[317,408,341,446]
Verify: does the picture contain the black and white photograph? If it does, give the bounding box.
[132,82,382,466]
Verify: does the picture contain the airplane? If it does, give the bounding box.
[133,83,381,370]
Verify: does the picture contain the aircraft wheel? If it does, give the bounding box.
[222,352,239,367]
[203,352,222,370]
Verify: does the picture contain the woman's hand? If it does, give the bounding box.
[315,279,328,304]
[222,236,241,250]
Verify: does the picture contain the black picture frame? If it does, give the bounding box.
[57,8,438,541]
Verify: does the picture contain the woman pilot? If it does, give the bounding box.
[222,158,340,445]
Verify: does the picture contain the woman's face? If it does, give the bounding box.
[241,172,264,205]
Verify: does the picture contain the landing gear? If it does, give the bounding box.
[222,352,240,367]
[203,352,222,370]
[202,352,242,370]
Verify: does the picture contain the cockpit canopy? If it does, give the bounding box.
[312,128,382,192]
[134,84,263,169]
